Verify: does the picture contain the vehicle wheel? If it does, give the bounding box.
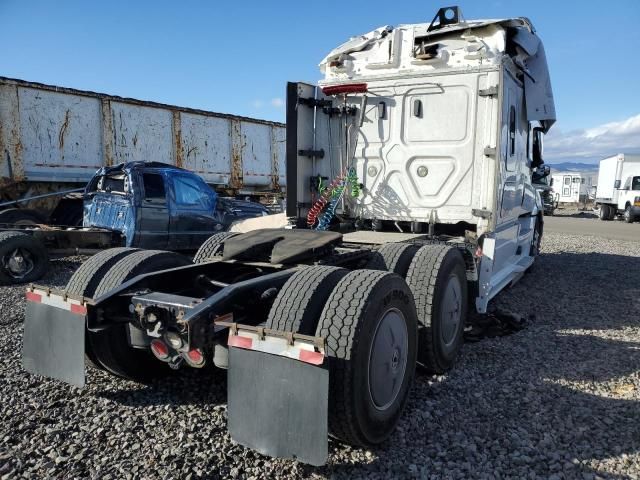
[0,208,45,225]
[89,250,192,382]
[608,205,617,220]
[265,266,348,335]
[65,247,140,370]
[406,244,468,374]
[66,247,140,297]
[624,205,635,223]
[598,204,610,221]
[316,270,418,446]
[193,232,240,263]
[525,217,542,274]
[0,231,49,285]
[365,243,420,277]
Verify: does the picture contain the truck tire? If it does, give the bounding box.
[624,205,635,223]
[405,244,468,374]
[608,205,617,220]
[89,250,192,382]
[316,270,418,446]
[365,243,420,277]
[0,208,45,226]
[598,204,610,221]
[0,231,49,285]
[65,247,140,370]
[193,232,239,263]
[265,266,348,335]
[66,247,140,297]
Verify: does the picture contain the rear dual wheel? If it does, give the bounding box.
[66,248,192,381]
[266,266,418,447]
[368,242,469,374]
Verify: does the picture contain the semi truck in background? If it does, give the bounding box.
[532,165,557,215]
[0,76,286,226]
[22,7,556,466]
[594,153,640,222]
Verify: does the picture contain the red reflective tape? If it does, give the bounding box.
[26,291,42,303]
[70,303,87,315]
[228,335,253,349]
[298,349,324,365]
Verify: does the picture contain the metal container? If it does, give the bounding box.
[0,77,286,194]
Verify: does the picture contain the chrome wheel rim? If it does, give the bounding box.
[2,248,35,279]
[368,307,408,411]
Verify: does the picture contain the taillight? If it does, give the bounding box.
[184,348,205,367]
[150,339,169,360]
[321,83,368,95]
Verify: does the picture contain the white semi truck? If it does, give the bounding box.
[594,153,640,222]
[22,7,555,465]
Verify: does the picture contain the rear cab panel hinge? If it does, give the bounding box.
[298,149,325,159]
[479,86,498,97]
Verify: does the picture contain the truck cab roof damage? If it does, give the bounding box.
[319,8,555,132]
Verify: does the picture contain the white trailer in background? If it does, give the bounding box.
[551,171,596,204]
[595,153,640,222]
[0,77,285,225]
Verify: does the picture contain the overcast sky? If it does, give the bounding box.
[1,0,638,164]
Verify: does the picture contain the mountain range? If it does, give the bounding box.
[547,162,599,172]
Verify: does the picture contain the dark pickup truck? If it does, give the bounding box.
[0,162,269,285]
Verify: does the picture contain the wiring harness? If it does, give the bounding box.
[306,168,360,230]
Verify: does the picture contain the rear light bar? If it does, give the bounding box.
[25,287,88,315]
[321,83,368,96]
[217,320,326,366]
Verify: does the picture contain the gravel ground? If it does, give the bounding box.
[1,234,639,479]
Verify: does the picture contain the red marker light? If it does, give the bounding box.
[186,349,204,365]
[321,83,368,96]
[150,339,169,359]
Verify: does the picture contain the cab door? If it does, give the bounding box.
[136,171,170,249]
[168,173,221,250]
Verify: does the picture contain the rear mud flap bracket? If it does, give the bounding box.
[227,347,329,466]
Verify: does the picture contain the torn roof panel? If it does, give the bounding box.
[319,14,555,131]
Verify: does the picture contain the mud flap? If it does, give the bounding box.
[227,347,329,466]
[22,301,86,387]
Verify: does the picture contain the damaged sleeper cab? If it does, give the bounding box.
[22,6,555,466]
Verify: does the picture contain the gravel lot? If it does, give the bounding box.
[1,232,639,479]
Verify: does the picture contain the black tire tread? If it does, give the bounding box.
[94,250,189,297]
[406,244,465,373]
[316,269,408,446]
[193,232,239,263]
[265,266,348,335]
[66,247,139,296]
[366,243,419,277]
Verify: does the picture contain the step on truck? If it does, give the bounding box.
[0,162,269,285]
[594,153,640,222]
[22,7,555,466]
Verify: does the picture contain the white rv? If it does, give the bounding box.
[595,153,640,222]
[551,171,596,204]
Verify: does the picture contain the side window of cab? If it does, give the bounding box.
[173,174,214,209]
[142,173,166,202]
